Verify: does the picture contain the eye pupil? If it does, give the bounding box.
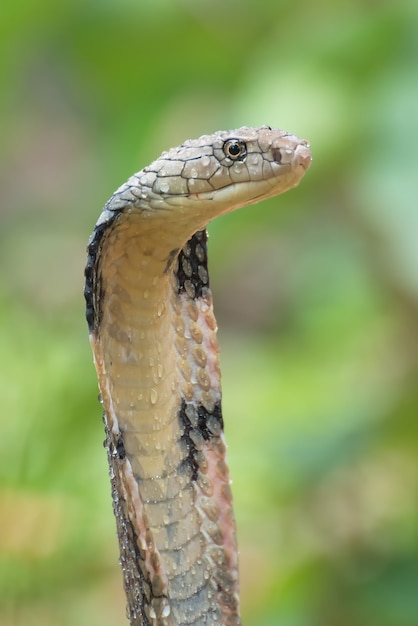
[224,139,246,160]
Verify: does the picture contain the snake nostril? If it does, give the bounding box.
[272,148,282,164]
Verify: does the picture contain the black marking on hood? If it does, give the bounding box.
[178,399,224,481]
[175,229,210,299]
[84,211,121,333]
[115,432,127,461]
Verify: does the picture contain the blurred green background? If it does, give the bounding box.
[1,1,417,625]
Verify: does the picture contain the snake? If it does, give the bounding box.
[84,125,311,626]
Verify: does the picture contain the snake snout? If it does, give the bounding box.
[295,141,312,171]
[270,135,311,172]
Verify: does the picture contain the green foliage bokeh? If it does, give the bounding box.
[1,1,417,625]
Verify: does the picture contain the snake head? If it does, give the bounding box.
[99,125,311,249]
[147,125,311,217]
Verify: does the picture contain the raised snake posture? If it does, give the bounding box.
[84,126,311,626]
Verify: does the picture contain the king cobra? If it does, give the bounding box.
[84,126,311,626]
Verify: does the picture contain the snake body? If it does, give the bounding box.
[84,126,311,625]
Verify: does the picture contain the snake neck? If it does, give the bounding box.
[88,214,241,626]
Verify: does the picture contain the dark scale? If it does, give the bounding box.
[175,230,210,299]
[115,432,127,460]
[178,399,224,481]
[84,210,122,333]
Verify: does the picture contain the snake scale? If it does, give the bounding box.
[84,126,311,625]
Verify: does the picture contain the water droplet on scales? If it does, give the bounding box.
[159,180,170,193]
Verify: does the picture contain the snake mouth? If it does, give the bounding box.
[153,166,309,226]
[161,143,311,208]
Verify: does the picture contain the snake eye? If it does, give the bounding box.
[223,139,247,161]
